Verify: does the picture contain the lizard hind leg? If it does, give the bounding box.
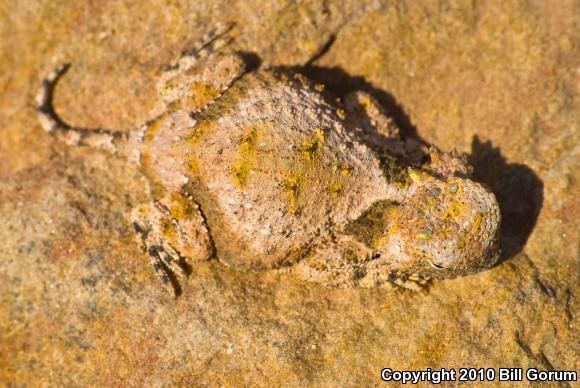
[131,193,214,297]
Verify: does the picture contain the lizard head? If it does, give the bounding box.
[376,170,501,279]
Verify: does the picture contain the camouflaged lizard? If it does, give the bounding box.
[37,25,501,296]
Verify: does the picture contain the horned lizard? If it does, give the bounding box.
[36,25,501,296]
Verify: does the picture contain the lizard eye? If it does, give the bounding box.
[429,260,445,269]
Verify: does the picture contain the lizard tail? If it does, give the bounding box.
[36,63,135,155]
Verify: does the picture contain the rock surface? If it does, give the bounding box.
[0,0,577,385]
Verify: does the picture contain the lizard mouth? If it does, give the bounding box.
[428,260,445,269]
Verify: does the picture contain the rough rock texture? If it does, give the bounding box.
[0,0,577,386]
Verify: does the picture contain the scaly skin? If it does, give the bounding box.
[36,25,500,296]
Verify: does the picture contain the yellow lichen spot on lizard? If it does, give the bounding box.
[301,128,325,162]
[444,201,466,221]
[328,181,344,197]
[144,112,168,145]
[232,126,260,187]
[470,213,483,234]
[169,193,196,220]
[408,168,434,183]
[283,174,301,215]
[187,158,200,174]
[456,233,473,251]
[233,160,252,187]
[370,205,401,248]
[340,164,352,177]
[161,217,177,240]
[359,95,373,112]
[187,82,221,110]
